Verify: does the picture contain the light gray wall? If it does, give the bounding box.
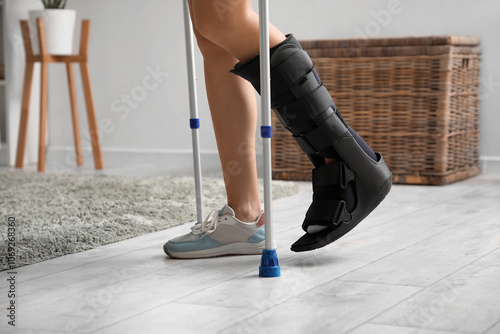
[1,0,43,166]
[47,0,210,165]
[47,0,500,174]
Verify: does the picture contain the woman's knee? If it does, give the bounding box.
[192,25,229,60]
[190,0,252,45]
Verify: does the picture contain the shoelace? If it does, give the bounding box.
[191,209,220,236]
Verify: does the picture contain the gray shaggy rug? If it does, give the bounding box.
[0,171,299,270]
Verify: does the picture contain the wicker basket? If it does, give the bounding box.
[271,36,481,185]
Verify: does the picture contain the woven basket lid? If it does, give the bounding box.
[300,35,480,57]
[300,35,480,49]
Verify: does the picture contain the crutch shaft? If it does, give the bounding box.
[258,0,273,251]
[183,0,204,224]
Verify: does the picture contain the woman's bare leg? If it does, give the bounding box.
[188,0,262,222]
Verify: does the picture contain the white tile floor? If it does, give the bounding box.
[1,163,500,334]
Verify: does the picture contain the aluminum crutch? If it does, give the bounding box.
[183,0,203,224]
[258,0,281,277]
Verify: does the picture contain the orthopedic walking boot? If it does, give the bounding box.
[231,34,392,252]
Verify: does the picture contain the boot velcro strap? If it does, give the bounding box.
[304,200,351,227]
[272,71,319,106]
[313,162,355,190]
[276,86,331,132]
[290,71,322,99]
[271,49,314,94]
[293,135,317,155]
[302,110,350,152]
[285,85,333,120]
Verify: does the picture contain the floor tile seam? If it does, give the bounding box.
[214,291,302,334]
[301,243,500,328]
[336,217,499,286]
[5,242,189,287]
[333,277,425,289]
[174,260,324,332]
[481,318,500,334]
[334,222,464,282]
[348,287,428,331]
[87,301,184,333]
[339,201,443,239]
[7,258,188,294]
[337,202,500,278]
[166,266,263,305]
[351,188,500,239]
[390,178,500,205]
[7,276,253,334]
[89,301,258,334]
[172,299,258,312]
[450,246,500,276]
[263,270,416,311]
[306,276,423,298]
[256,279,422,334]
[346,321,471,334]
[0,324,66,333]
[3,252,138,283]
[0,328,66,334]
[363,246,500,328]
[95,256,258,290]
[399,245,500,290]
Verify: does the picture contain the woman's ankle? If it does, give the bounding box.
[229,203,262,223]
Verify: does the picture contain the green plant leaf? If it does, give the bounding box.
[41,0,68,9]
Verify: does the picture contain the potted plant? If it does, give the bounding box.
[29,0,76,55]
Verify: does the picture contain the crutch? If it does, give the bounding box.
[258,0,281,277]
[182,0,203,225]
[182,0,280,277]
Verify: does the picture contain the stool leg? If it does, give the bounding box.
[79,61,104,170]
[66,63,83,166]
[38,62,48,172]
[15,62,35,168]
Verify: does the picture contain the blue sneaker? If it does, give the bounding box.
[164,205,266,259]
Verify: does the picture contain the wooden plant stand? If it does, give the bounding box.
[15,18,104,172]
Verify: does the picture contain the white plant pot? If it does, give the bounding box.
[29,9,76,55]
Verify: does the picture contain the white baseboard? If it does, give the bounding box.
[0,144,8,166]
[480,156,500,176]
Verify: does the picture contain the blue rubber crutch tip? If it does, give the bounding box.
[259,249,281,277]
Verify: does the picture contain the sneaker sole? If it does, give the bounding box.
[164,241,265,259]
